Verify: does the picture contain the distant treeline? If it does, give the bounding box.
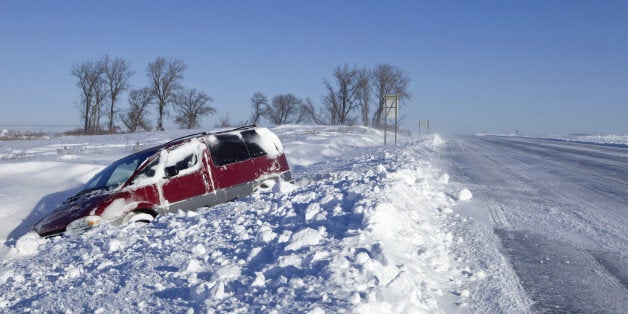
[71,56,411,134]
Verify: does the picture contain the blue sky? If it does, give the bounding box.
[1,0,626,135]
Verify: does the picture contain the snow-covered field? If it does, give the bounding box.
[1,126,625,312]
[0,126,516,312]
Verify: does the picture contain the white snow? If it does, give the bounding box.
[458,188,473,201]
[284,227,324,251]
[544,134,628,145]
[3,125,622,311]
[475,132,628,146]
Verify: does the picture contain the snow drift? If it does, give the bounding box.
[0,126,502,312]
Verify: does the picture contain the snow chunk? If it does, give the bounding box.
[277,230,292,243]
[14,232,46,255]
[108,238,123,253]
[308,307,326,314]
[350,292,361,304]
[63,265,82,280]
[272,180,297,193]
[285,227,325,251]
[255,223,277,243]
[279,254,303,268]
[210,282,228,299]
[304,203,322,221]
[216,264,242,281]
[251,272,266,287]
[458,188,473,201]
[180,259,204,273]
[460,289,470,298]
[376,164,387,173]
[192,244,207,256]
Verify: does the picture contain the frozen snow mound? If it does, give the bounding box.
[458,188,473,201]
[0,130,469,312]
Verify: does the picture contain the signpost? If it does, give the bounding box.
[384,94,398,145]
[418,120,430,135]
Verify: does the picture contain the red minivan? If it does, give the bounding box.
[33,126,291,237]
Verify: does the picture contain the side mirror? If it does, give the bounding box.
[164,166,179,178]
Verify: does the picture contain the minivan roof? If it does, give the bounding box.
[131,124,259,158]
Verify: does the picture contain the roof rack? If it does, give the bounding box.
[214,124,257,135]
[166,132,208,144]
[166,125,257,145]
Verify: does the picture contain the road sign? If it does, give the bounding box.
[385,95,398,120]
[384,94,398,145]
[418,120,430,135]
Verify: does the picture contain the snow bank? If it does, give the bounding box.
[545,134,628,145]
[274,125,385,169]
[0,127,485,312]
[0,162,103,245]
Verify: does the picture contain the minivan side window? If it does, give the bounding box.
[132,157,160,185]
[165,142,200,176]
[241,130,267,158]
[207,134,250,166]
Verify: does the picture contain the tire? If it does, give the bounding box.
[123,210,156,225]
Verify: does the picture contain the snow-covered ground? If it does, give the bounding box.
[1,126,625,312]
[0,125,78,138]
[476,132,628,146]
[0,126,516,312]
[543,134,628,146]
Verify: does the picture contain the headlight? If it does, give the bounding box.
[67,216,102,232]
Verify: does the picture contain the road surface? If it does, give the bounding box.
[442,136,628,312]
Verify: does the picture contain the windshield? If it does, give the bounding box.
[77,150,157,195]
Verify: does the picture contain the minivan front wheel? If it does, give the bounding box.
[122,210,156,225]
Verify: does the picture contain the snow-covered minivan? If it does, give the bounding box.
[33,126,291,237]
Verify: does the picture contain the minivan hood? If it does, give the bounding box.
[33,194,109,237]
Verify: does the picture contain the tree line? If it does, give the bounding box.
[251,63,411,128]
[72,56,214,133]
[72,56,410,133]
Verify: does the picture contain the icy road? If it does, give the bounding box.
[442,136,628,312]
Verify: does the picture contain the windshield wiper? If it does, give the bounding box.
[64,186,109,204]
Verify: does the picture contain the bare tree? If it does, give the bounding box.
[322,64,366,125]
[214,114,233,128]
[103,55,134,133]
[173,89,215,129]
[147,57,187,131]
[71,58,106,133]
[370,63,411,128]
[121,87,153,133]
[249,92,268,124]
[357,68,371,126]
[301,97,327,125]
[91,79,108,132]
[264,94,305,125]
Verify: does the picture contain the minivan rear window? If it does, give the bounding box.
[241,130,268,158]
[208,134,250,166]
